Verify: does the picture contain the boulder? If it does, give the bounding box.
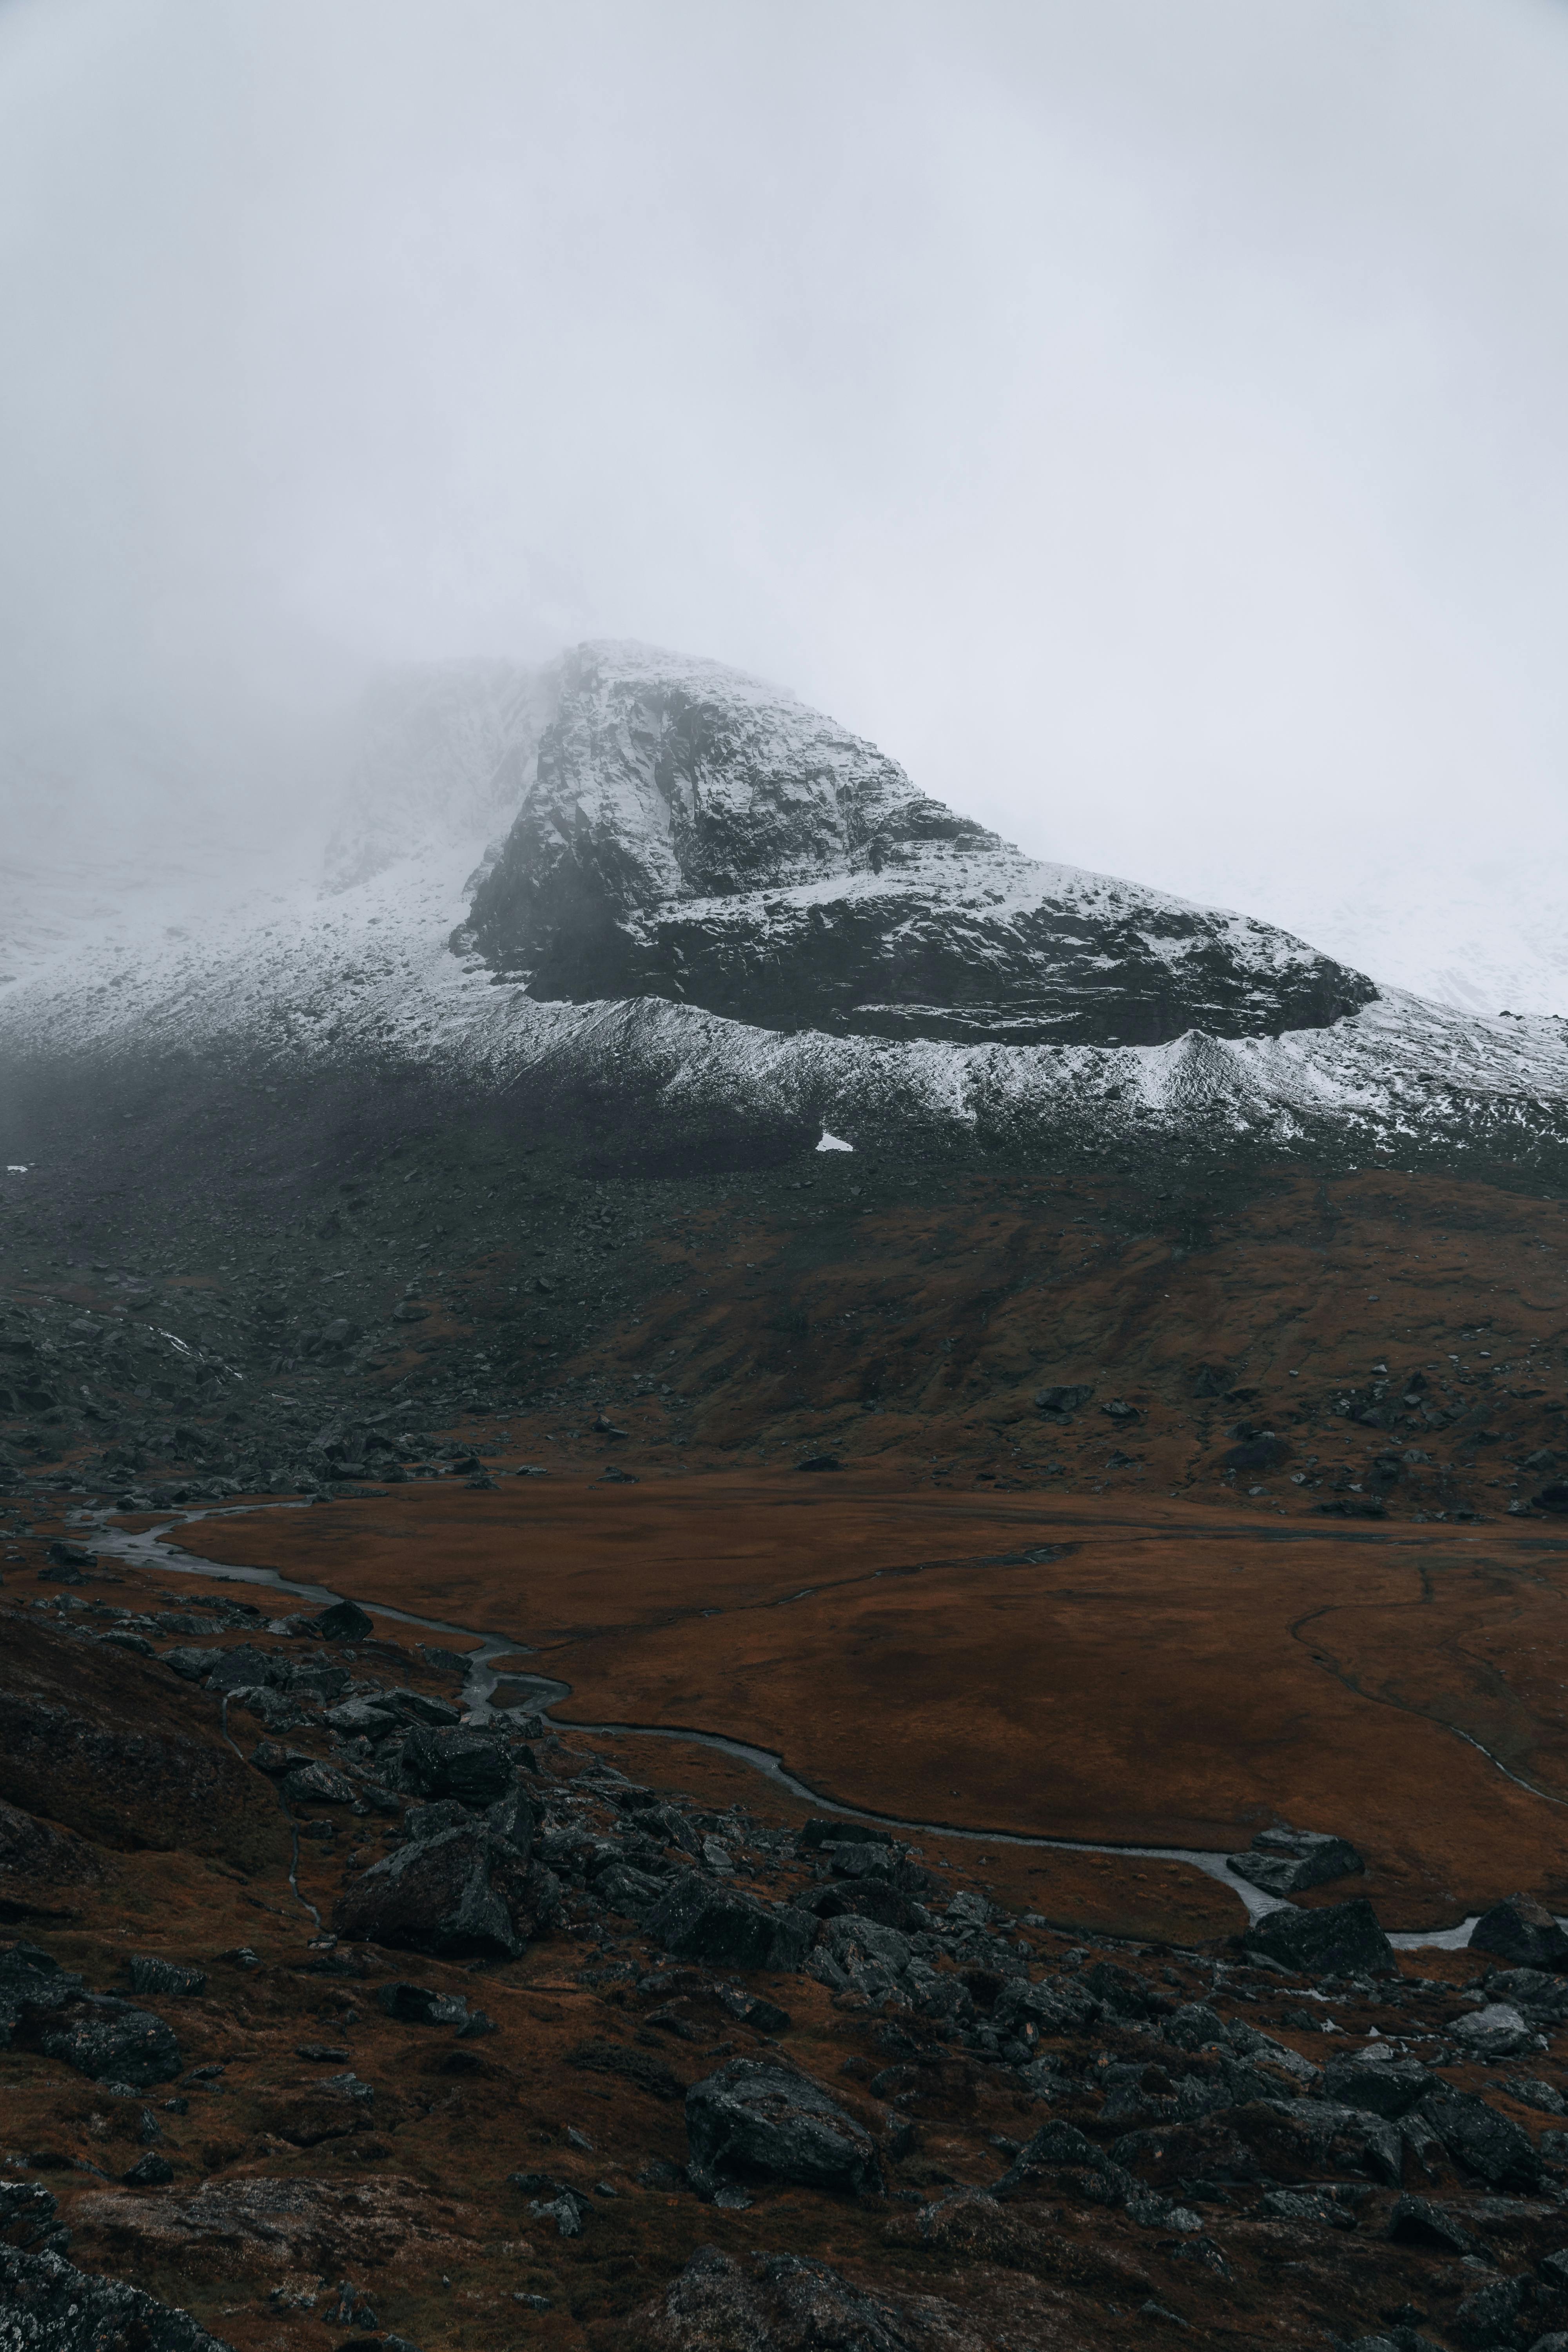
[686,2058,882,2197]
[1321,2057,1437,2119]
[1386,2195,1488,2255]
[313,1599,374,1641]
[614,2244,918,2352]
[1035,1385,1094,1417]
[322,1697,400,1738]
[804,1880,929,1935]
[1470,1895,1568,1971]
[646,1876,813,1975]
[128,1956,206,1999]
[1418,2088,1541,2189]
[1242,1897,1397,1979]
[203,1646,283,1694]
[330,1824,528,1960]
[0,1945,86,2046]
[1228,1828,1364,1898]
[37,1998,181,2088]
[400,1725,515,1808]
[0,2246,231,2352]
[1451,2002,1534,2060]
[281,1762,357,1808]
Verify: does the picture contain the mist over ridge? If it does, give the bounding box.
[2,0,1567,1011]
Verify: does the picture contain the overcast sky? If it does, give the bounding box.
[2,0,1565,1002]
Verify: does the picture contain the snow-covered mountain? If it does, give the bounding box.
[464,643,1373,1049]
[2,641,1566,1168]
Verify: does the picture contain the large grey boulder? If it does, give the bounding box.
[1470,1895,1568,1971]
[330,1821,530,1960]
[1321,2057,1438,2119]
[399,1724,515,1808]
[0,2246,232,2352]
[1450,2002,1534,2059]
[1242,1897,1397,1979]
[686,2059,882,2198]
[1228,1827,1364,1898]
[36,1998,181,2089]
[646,1875,812,1975]
[1417,2088,1541,2189]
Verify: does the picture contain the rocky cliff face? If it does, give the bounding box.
[464,641,1377,1047]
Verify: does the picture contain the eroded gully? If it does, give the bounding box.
[76,1500,1504,1954]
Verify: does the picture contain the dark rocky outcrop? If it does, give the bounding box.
[1470,1893,1568,1970]
[330,1820,534,1960]
[1241,1896,1396,1978]
[1227,1826,1364,1897]
[646,1875,813,1975]
[465,642,1376,1048]
[0,2245,232,2352]
[611,2244,927,2352]
[685,2059,883,2198]
[34,1996,181,2088]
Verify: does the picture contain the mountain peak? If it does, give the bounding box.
[466,641,1376,1048]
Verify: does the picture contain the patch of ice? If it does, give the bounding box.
[816,1129,854,1152]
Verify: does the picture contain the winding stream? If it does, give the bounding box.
[76,1501,1510,1952]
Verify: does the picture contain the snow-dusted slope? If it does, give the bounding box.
[3,640,1567,1167]
[465,643,1374,1047]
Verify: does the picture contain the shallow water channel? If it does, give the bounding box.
[78,1500,1503,1952]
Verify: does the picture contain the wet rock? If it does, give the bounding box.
[282,1761,358,1808]
[0,2245,230,2351]
[1385,2195,1488,2255]
[1241,1896,1397,1978]
[313,1600,374,1641]
[161,1647,226,1682]
[1419,2089,1541,2189]
[403,1800,471,1844]
[1080,1958,1167,2019]
[647,1876,813,1975]
[595,1863,669,1921]
[1321,2057,1438,2119]
[1452,2274,1531,2348]
[613,2242,923,2352]
[1258,2187,1356,2230]
[805,1881,930,1936]
[128,1957,206,1999]
[1227,1827,1364,1897]
[986,1982,1096,2058]
[37,1999,181,2088]
[806,1915,911,2002]
[685,2058,882,2197]
[330,1823,527,1960]
[399,1725,514,1808]
[203,1646,283,1694]
[44,1541,96,1570]
[1451,2003,1535,2060]
[1471,1896,1568,1971]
